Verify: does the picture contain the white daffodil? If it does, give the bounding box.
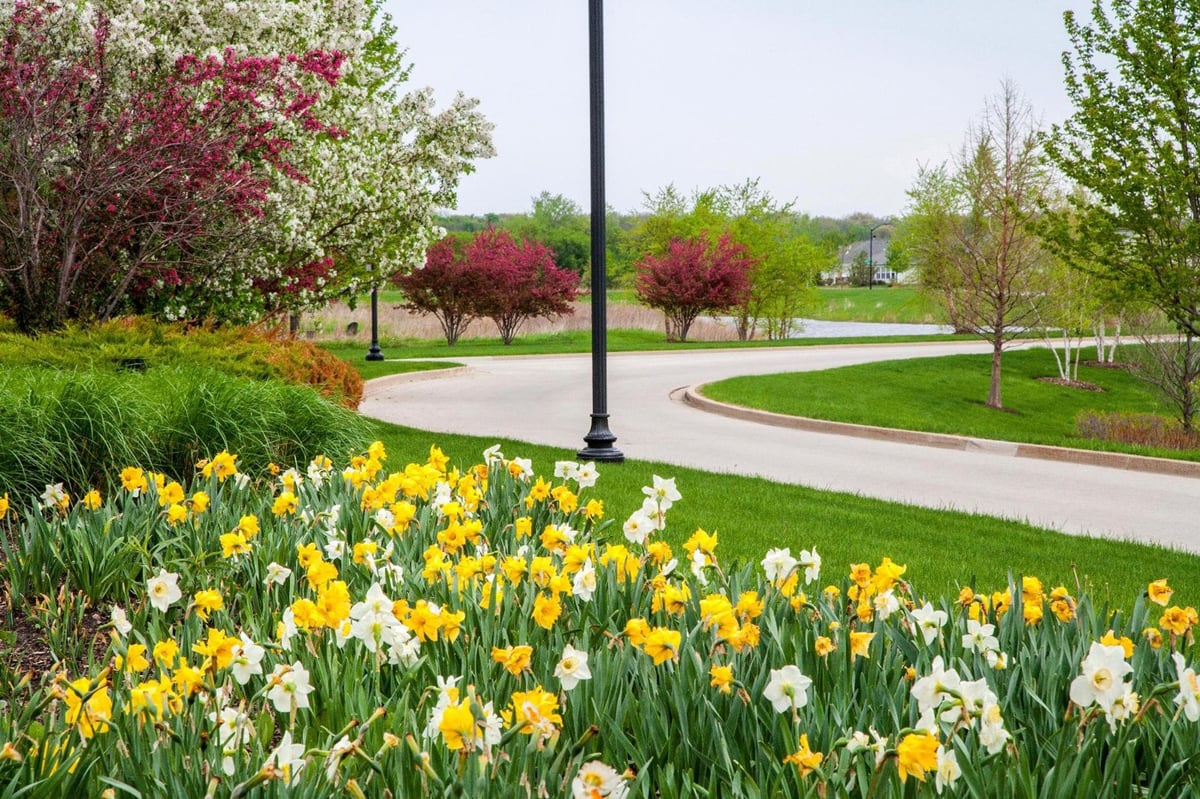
[798,547,821,584]
[266,662,314,714]
[264,562,292,586]
[910,602,948,645]
[554,460,581,481]
[962,619,999,653]
[1174,653,1200,722]
[623,510,654,545]
[482,444,504,464]
[266,731,306,786]
[763,665,812,714]
[873,589,900,619]
[554,644,592,691]
[572,760,628,799]
[911,656,961,716]
[935,745,960,794]
[146,568,182,613]
[761,548,798,583]
[229,634,265,685]
[1069,641,1132,713]
[642,475,681,511]
[110,605,132,637]
[575,461,599,488]
[573,560,597,601]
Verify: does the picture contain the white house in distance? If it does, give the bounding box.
[822,238,910,285]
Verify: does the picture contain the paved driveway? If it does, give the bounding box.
[360,341,1200,553]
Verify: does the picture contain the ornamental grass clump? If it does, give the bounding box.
[0,366,370,499]
[0,445,1198,797]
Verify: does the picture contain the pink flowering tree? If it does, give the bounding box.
[467,228,579,345]
[396,229,579,346]
[394,237,489,346]
[0,4,344,332]
[634,232,756,342]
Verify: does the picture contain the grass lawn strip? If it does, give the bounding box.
[368,420,1200,607]
[700,348,1200,463]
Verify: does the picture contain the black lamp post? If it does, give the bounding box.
[867,221,890,290]
[577,0,623,463]
[366,269,384,361]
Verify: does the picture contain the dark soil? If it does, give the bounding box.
[1036,376,1105,392]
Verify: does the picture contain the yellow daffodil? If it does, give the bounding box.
[438,699,476,751]
[272,491,298,517]
[642,627,681,665]
[709,664,734,694]
[814,636,837,657]
[192,589,223,621]
[62,677,112,739]
[1100,630,1135,658]
[189,491,209,513]
[849,631,874,660]
[158,481,184,507]
[783,734,823,777]
[1148,579,1173,607]
[532,593,562,630]
[82,490,102,510]
[625,618,651,647]
[896,732,939,783]
[1161,606,1198,636]
[220,531,251,559]
[120,467,148,495]
[115,644,150,673]
[492,645,534,676]
[165,503,187,526]
[152,639,179,668]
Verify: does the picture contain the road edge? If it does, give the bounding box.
[680,386,1200,479]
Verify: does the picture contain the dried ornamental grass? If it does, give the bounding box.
[0,446,1197,797]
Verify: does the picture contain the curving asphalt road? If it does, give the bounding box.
[360,341,1200,554]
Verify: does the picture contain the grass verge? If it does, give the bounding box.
[813,286,947,324]
[322,328,971,363]
[701,347,1200,462]
[368,419,1200,605]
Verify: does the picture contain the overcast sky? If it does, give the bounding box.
[382,1,1089,218]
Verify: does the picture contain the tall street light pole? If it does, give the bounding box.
[578,0,623,463]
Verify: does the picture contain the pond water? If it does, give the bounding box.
[789,319,956,338]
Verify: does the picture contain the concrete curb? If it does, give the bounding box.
[363,365,472,397]
[681,385,1200,479]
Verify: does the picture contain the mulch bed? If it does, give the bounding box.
[1036,376,1105,392]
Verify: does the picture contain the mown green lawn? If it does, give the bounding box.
[322,329,969,366]
[813,286,947,324]
[368,420,1200,609]
[701,347,1198,461]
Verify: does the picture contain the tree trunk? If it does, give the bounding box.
[987,342,1003,409]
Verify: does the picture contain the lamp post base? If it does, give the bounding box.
[365,346,385,362]
[578,414,624,462]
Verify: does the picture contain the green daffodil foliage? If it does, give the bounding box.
[0,445,1198,797]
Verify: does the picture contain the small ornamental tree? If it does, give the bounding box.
[0,5,346,332]
[393,237,486,346]
[634,232,755,342]
[467,228,579,345]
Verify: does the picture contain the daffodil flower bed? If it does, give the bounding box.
[0,445,1198,798]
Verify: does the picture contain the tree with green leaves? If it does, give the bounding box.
[1042,0,1200,341]
[903,82,1051,409]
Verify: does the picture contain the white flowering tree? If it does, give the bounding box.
[0,0,493,330]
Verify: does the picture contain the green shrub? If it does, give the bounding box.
[0,318,363,408]
[0,366,372,498]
